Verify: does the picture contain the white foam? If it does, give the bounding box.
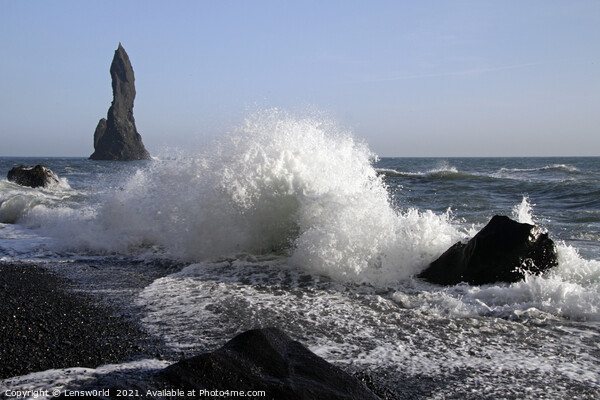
[375,163,460,178]
[26,109,463,283]
[426,161,459,176]
[0,180,74,225]
[543,163,580,173]
[6,111,598,321]
[380,196,600,323]
[0,222,53,261]
[136,259,600,395]
[0,359,170,400]
[493,163,581,183]
[391,198,600,322]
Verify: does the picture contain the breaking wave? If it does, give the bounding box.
[6,111,599,319]
[0,179,73,224]
[499,164,581,174]
[21,110,462,284]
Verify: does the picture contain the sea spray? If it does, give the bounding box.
[123,109,462,282]
[3,154,600,398]
[512,196,535,225]
[0,179,73,224]
[20,110,463,282]
[392,197,600,321]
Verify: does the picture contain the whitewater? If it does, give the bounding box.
[1,109,599,398]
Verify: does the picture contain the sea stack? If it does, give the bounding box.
[90,43,150,161]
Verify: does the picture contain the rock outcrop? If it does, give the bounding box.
[160,327,379,400]
[7,165,59,188]
[90,43,150,161]
[418,215,558,285]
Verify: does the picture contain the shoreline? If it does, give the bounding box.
[0,262,160,380]
[0,262,392,399]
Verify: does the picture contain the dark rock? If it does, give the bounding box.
[160,327,380,400]
[90,43,150,161]
[419,215,558,285]
[93,117,107,149]
[7,165,59,188]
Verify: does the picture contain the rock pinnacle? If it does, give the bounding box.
[90,43,150,161]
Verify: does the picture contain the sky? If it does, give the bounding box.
[1,0,599,157]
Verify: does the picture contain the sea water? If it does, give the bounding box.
[1,109,599,398]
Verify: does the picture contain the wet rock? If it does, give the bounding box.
[93,117,107,149]
[7,165,59,188]
[90,43,150,161]
[419,215,558,285]
[160,327,380,400]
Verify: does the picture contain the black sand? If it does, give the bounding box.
[0,263,156,379]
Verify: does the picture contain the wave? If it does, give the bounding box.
[498,164,580,174]
[390,198,600,321]
[427,164,459,176]
[374,168,415,177]
[376,164,506,186]
[545,163,580,173]
[573,231,600,242]
[390,243,600,321]
[496,164,581,176]
[21,109,463,284]
[376,165,468,179]
[380,162,585,184]
[9,110,599,321]
[2,359,171,396]
[0,179,73,224]
[135,257,600,398]
[378,163,586,185]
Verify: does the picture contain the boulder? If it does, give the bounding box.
[160,327,380,400]
[7,165,59,188]
[90,43,150,161]
[418,215,558,285]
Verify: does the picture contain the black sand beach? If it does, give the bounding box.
[0,262,157,379]
[0,263,391,399]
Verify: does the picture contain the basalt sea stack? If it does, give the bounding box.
[419,215,558,285]
[90,43,150,161]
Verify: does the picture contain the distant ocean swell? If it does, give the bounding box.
[377,162,585,182]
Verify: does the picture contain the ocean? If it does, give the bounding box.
[1,111,599,398]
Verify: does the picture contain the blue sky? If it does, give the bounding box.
[1,0,599,157]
